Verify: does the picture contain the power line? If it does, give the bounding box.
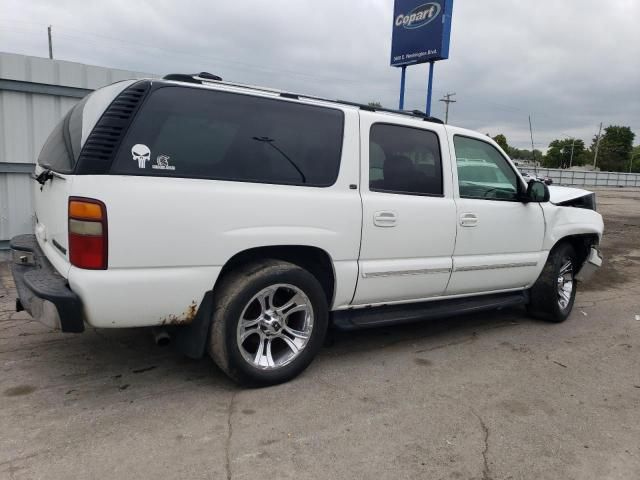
[0,21,367,86]
[2,19,635,149]
[439,92,456,124]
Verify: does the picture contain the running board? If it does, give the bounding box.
[332,291,529,331]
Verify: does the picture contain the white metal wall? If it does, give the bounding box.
[0,173,33,242]
[520,167,640,187]
[0,52,154,247]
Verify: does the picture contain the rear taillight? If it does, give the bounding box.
[68,197,108,269]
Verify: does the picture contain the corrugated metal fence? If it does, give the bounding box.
[0,52,152,248]
[520,167,640,188]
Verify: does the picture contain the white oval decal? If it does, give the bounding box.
[395,2,442,30]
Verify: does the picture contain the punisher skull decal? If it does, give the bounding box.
[131,144,151,168]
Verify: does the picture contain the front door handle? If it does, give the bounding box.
[374,211,397,227]
[459,213,478,227]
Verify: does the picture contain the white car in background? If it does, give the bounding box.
[522,171,553,185]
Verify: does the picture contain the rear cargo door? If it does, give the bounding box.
[33,170,73,275]
[32,81,135,277]
[32,103,84,276]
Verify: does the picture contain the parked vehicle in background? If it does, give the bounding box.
[10,73,603,386]
[522,171,553,185]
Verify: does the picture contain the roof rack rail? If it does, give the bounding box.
[163,72,223,84]
[334,101,444,124]
[162,73,444,124]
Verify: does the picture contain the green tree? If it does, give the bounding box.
[630,145,640,173]
[592,126,635,172]
[543,138,586,169]
[492,134,509,152]
[509,147,541,162]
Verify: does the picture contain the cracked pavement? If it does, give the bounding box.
[1,187,640,480]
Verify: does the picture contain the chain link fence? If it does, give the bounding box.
[519,167,640,187]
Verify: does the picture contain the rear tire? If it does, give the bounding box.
[209,260,328,387]
[528,242,577,323]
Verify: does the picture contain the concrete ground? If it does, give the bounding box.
[1,188,639,480]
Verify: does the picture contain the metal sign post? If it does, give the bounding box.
[399,65,407,110]
[390,0,453,114]
[426,61,434,115]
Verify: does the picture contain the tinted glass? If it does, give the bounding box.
[369,124,443,196]
[37,97,87,172]
[453,136,519,200]
[111,87,344,186]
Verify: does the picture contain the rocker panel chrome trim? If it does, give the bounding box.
[454,262,538,272]
[362,267,452,278]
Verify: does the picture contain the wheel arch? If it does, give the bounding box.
[214,245,336,307]
[174,245,336,360]
[549,233,600,270]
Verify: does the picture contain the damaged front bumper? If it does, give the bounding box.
[575,247,603,283]
[10,234,84,333]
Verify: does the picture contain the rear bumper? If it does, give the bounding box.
[10,234,84,332]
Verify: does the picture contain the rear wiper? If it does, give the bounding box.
[252,136,307,183]
[33,168,54,186]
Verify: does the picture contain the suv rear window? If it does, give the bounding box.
[37,96,87,172]
[111,86,345,186]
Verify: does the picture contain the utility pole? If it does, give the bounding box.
[569,139,575,168]
[439,92,456,124]
[593,122,603,170]
[47,25,53,59]
[529,115,537,173]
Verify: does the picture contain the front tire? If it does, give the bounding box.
[209,260,328,387]
[528,242,577,323]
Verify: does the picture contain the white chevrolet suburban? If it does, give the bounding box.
[10,73,603,386]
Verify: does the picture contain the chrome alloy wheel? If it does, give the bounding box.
[236,284,314,370]
[557,259,574,310]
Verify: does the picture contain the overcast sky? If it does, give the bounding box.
[1,0,638,149]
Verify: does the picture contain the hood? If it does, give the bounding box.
[548,185,594,205]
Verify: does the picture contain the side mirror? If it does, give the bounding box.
[526,179,550,203]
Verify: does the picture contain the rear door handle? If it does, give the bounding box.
[459,213,478,227]
[374,211,397,227]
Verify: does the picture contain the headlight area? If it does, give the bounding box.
[556,192,597,211]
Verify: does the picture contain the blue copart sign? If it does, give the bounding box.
[390,0,453,67]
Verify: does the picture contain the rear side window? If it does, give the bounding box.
[369,123,443,196]
[37,96,87,172]
[111,87,345,186]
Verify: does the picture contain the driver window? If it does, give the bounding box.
[453,136,519,200]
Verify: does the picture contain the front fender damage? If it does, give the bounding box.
[548,186,597,210]
[575,247,603,282]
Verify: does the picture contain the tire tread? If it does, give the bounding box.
[528,242,577,323]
